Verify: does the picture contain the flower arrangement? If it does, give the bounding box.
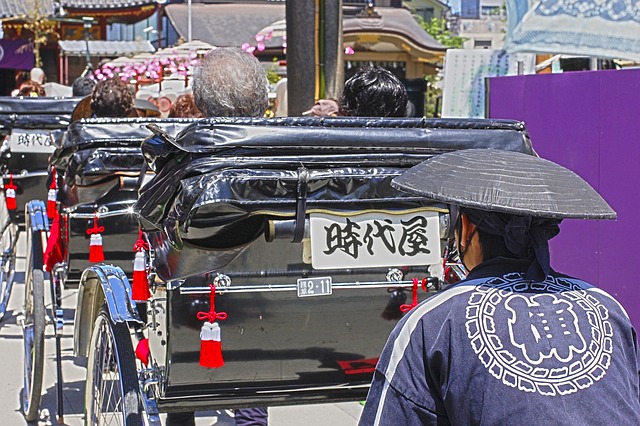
[94,50,201,82]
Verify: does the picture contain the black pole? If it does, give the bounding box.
[322,0,343,100]
[286,0,316,116]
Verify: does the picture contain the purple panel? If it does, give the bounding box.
[488,70,640,327]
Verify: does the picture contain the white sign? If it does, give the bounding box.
[310,211,441,270]
[8,130,55,153]
[441,49,535,118]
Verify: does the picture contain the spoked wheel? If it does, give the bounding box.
[21,219,45,422]
[0,217,18,323]
[85,308,142,426]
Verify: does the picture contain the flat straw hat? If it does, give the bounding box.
[391,149,616,220]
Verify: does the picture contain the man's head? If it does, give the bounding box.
[30,67,45,84]
[454,207,561,273]
[91,78,135,118]
[340,66,408,117]
[192,47,268,117]
[303,99,340,117]
[169,94,204,118]
[72,76,96,97]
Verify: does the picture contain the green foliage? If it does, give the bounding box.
[410,14,465,116]
[414,15,465,49]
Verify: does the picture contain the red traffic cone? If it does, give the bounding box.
[131,250,152,301]
[199,322,224,368]
[87,214,105,263]
[47,168,58,219]
[4,175,17,211]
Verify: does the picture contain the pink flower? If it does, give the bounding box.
[257,41,265,51]
[345,46,355,55]
[255,34,265,42]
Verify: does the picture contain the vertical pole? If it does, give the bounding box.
[187,0,192,42]
[157,3,163,49]
[286,0,317,115]
[322,0,343,100]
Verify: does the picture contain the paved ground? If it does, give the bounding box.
[0,234,363,425]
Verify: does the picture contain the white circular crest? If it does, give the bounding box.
[466,273,612,396]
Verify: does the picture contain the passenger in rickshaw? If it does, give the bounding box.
[91,77,136,118]
[339,66,409,118]
[71,75,95,97]
[168,93,204,119]
[16,80,46,97]
[360,150,640,425]
[167,46,269,426]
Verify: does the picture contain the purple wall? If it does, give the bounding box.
[488,69,640,327]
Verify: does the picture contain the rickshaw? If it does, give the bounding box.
[0,96,80,323]
[21,117,195,422]
[67,117,534,424]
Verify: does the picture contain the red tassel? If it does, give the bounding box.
[87,214,105,263]
[400,278,428,313]
[44,215,64,272]
[131,250,151,301]
[4,175,17,211]
[47,168,58,219]
[196,284,228,369]
[200,322,224,368]
[135,338,150,366]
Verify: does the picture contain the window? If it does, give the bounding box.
[474,39,492,49]
[416,7,435,22]
[481,6,500,15]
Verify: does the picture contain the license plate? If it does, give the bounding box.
[8,130,55,153]
[310,210,441,270]
[297,277,332,297]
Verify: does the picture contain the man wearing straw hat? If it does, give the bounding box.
[359,149,640,425]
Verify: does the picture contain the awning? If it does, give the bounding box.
[58,40,155,57]
[164,3,285,47]
[343,8,446,58]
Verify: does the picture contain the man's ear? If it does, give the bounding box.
[460,213,476,247]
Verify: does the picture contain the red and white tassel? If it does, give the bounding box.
[131,230,151,302]
[4,175,17,211]
[131,250,151,301]
[47,167,58,219]
[87,214,105,263]
[197,284,227,368]
[135,338,150,366]
[200,322,224,368]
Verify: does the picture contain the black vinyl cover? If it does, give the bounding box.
[50,117,197,207]
[135,117,535,280]
[0,96,81,132]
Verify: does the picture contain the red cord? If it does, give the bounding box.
[196,284,228,322]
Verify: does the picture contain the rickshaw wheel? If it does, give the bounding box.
[21,222,45,422]
[85,308,142,426]
[0,220,18,323]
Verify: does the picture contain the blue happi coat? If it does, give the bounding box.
[360,258,640,425]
